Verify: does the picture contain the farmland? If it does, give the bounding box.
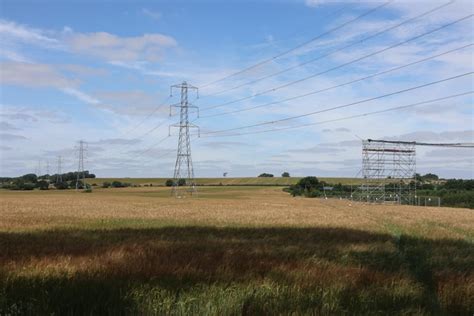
[0,186,473,314]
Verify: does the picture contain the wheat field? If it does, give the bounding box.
[0,186,473,314]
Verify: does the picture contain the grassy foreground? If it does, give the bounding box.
[0,186,473,314]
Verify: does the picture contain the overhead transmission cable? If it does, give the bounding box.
[200,1,393,89]
[122,95,172,135]
[199,43,473,119]
[203,0,454,99]
[197,91,473,138]
[200,13,473,113]
[199,72,473,136]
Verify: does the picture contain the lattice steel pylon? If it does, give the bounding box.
[359,139,416,204]
[56,155,63,184]
[75,140,87,190]
[169,81,199,197]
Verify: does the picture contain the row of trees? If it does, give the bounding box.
[258,172,290,178]
[0,172,95,191]
[285,174,474,209]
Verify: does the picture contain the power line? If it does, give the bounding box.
[200,43,473,119]
[128,134,170,157]
[203,0,453,98]
[122,96,171,136]
[197,91,472,138]
[367,139,474,148]
[200,72,473,135]
[200,13,473,112]
[200,1,393,89]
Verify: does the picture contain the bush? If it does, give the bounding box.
[36,180,49,190]
[110,181,131,188]
[258,173,274,178]
[287,176,321,197]
[281,172,290,177]
[111,181,123,188]
[178,179,186,186]
[102,182,111,188]
[165,179,174,187]
[54,182,69,190]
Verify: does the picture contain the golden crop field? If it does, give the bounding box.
[0,186,473,314]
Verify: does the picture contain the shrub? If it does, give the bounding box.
[54,182,69,190]
[281,172,290,177]
[111,181,123,188]
[36,180,49,190]
[165,179,174,187]
[287,176,321,197]
[258,173,274,178]
[178,179,186,186]
[102,182,111,188]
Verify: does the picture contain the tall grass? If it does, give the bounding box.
[0,226,472,314]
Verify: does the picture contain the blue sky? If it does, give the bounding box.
[0,0,473,178]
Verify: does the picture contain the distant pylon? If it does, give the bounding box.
[169,81,199,197]
[75,140,87,190]
[36,159,42,176]
[45,160,50,175]
[56,155,63,184]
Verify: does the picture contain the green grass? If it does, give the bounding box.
[1,225,472,315]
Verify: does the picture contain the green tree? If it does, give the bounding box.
[36,180,49,190]
[281,172,290,177]
[165,179,174,187]
[111,181,123,188]
[54,182,69,190]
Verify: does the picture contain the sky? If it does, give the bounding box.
[0,0,473,179]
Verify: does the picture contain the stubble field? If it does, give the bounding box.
[0,186,473,314]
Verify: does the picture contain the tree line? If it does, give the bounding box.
[0,171,96,190]
[285,174,474,209]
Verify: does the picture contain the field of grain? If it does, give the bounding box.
[0,186,473,314]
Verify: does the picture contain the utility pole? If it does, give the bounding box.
[56,155,63,184]
[46,160,50,175]
[169,81,199,197]
[36,159,42,176]
[76,140,87,190]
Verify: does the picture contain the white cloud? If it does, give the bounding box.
[0,62,77,88]
[0,122,20,131]
[65,31,177,62]
[61,87,100,105]
[0,19,60,48]
[0,133,28,141]
[142,8,162,21]
[0,62,100,105]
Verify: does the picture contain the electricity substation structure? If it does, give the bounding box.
[358,139,474,205]
[169,81,200,198]
[75,140,87,190]
[359,139,416,204]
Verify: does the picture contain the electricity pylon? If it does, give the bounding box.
[75,140,87,190]
[169,81,199,197]
[56,155,63,184]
